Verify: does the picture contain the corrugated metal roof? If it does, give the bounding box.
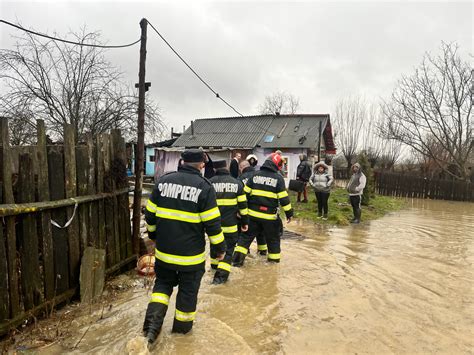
[172,114,332,149]
[172,116,274,148]
[257,115,329,149]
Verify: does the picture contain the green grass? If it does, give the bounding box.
[284,188,405,226]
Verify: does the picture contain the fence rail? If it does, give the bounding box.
[374,171,473,202]
[0,118,134,335]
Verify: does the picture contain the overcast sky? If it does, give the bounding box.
[1,1,472,138]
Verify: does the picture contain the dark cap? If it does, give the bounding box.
[213,160,227,169]
[181,149,205,163]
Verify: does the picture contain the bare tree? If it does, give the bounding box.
[380,42,472,180]
[258,91,300,114]
[0,27,165,144]
[332,96,367,168]
[362,103,385,168]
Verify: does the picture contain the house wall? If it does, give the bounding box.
[145,147,156,176]
[154,150,181,179]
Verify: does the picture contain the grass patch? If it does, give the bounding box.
[284,188,405,226]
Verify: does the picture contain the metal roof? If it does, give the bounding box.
[172,114,332,149]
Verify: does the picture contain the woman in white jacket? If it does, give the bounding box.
[309,161,334,220]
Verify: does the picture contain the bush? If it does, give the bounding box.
[357,152,374,206]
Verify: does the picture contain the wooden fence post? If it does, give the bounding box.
[36,120,55,301]
[0,118,20,318]
[18,153,42,310]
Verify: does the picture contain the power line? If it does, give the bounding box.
[147,20,244,118]
[0,19,141,48]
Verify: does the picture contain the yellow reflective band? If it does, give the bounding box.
[277,190,289,198]
[251,189,278,199]
[210,258,219,265]
[282,203,292,211]
[217,262,231,272]
[156,207,200,223]
[258,244,268,251]
[268,253,281,260]
[248,209,277,220]
[234,246,248,255]
[208,231,225,245]
[146,200,157,213]
[239,208,249,216]
[237,194,247,202]
[175,309,196,322]
[222,225,238,233]
[155,248,205,266]
[243,185,252,193]
[200,207,220,222]
[150,292,169,305]
[216,198,237,206]
[147,224,156,232]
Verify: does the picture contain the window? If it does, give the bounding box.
[149,155,155,162]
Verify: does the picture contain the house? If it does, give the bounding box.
[157,114,336,184]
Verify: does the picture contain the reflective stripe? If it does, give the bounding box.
[147,224,156,232]
[150,292,169,305]
[277,191,289,198]
[208,231,225,245]
[155,248,205,266]
[243,185,252,193]
[258,244,268,251]
[156,207,200,223]
[282,203,292,211]
[237,194,247,202]
[216,198,237,206]
[251,189,278,199]
[268,253,281,260]
[248,209,277,220]
[222,225,238,233]
[210,258,219,266]
[146,200,157,213]
[239,208,249,216]
[200,207,220,222]
[217,262,231,272]
[175,309,196,322]
[234,246,248,255]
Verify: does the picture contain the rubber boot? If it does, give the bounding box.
[351,209,361,224]
[232,251,246,267]
[143,303,167,344]
[212,269,229,284]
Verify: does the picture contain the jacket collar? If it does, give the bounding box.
[178,164,202,175]
[242,166,255,174]
[215,168,230,176]
[261,159,278,173]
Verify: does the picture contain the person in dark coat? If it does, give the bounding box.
[296,154,312,203]
[229,152,241,178]
[204,153,215,179]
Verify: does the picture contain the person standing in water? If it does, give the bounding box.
[309,161,334,220]
[346,163,366,224]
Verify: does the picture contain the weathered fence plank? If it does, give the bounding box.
[0,186,9,321]
[18,153,42,311]
[64,124,80,286]
[76,145,90,254]
[48,146,69,294]
[37,120,55,301]
[96,135,106,250]
[0,118,20,318]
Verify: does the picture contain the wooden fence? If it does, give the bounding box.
[0,118,134,335]
[374,171,473,202]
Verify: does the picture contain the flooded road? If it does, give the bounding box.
[40,199,473,354]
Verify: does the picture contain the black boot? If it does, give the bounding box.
[232,251,246,267]
[351,209,361,224]
[143,303,167,344]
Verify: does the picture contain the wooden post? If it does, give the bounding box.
[132,18,148,255]
[64,124,80,285]
[0,118,20,317]
[101,134,116,267]
[36,120,55,301]
[87,136,99,248]
[18,153,42,310]
[48,146,69,293]
[96,135,106,250]
[76,146,89,254]
[0,183,9,321]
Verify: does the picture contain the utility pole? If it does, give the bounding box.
[132,18,148,255]
[317,120,322,162]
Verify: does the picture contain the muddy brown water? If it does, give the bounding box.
[35,199,473,354]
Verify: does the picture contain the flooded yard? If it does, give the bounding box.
[11,199,474,354]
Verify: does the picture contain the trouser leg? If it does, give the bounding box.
[172,269,205,334]
[233,218,261,267]
[297,191,302,202]
[263,219,281,263]
[303,184,308,202]
[143,264,177,342]
[213,232,237,284]
[322,192,330,215]
[316,191,323,216]
[209,248,219,270]
[256,231,267,255]
[350,195,361,223]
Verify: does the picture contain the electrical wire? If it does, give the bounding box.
[0,19,141,48]
[147,20,245,118]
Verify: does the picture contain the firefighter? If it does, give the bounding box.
[142,149,225,344]
[209,160,249,284]
[233,153,293,266]
[239,159,268,255]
